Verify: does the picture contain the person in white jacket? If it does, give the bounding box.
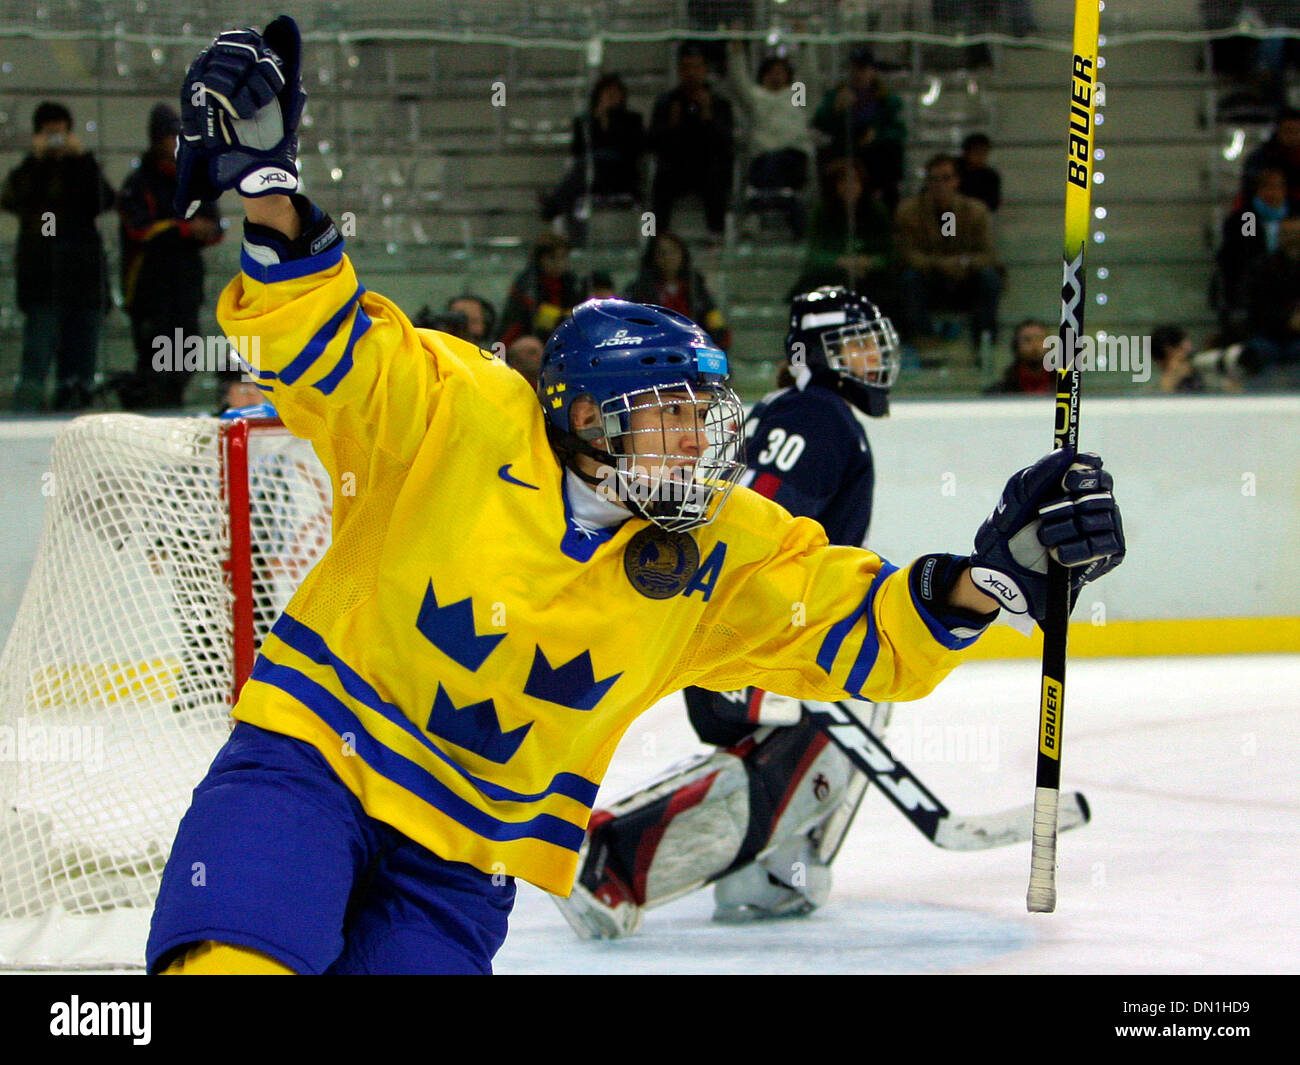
[727,41,816,238]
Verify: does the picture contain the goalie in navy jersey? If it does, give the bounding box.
[555,287,906,938]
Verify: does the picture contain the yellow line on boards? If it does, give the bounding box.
[966,618,1300,659]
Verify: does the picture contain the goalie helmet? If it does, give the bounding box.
[539,299,745,532]
[785,287,900,417]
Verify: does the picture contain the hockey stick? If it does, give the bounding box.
[804,701,1090,851]
[813,701,892,865]
[1028,0,1101,913]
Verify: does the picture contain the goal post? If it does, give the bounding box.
[0,413,331,969]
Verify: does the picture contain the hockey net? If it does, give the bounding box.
[0,413,332,969]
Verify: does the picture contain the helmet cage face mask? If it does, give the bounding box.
[593,380,745,533]
[821,314,902,391]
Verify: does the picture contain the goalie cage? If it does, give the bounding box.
[0,413,332,969]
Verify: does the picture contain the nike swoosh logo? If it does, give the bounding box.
[498,464,539,490]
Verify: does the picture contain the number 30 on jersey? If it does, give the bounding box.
[755,429,806,472]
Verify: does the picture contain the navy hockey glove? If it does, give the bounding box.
[969,450,1125,626]
[176,15,306,218]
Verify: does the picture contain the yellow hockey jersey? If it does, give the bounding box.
[221,237,986,896]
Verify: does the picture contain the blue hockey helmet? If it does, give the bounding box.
[539,299,745,531]
[541,299,731,430]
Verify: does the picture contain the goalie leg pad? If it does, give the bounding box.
[709,716,857,921]
[712,835,832,922]
[553,712,857,938]
[554,743,756,938]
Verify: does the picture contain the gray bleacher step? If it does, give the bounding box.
[996,83,1202,140]
[990,40,1203,88]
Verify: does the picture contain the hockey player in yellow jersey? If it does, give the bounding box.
[147,17,1125,974]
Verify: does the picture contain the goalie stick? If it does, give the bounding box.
[1028,0,1101,913]
[803,700,1091,851]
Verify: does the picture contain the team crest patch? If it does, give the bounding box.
[623,527,700,599]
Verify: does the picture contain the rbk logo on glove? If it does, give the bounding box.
[974,570,1026,612]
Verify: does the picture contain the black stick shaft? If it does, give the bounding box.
[1028,0,1101,914]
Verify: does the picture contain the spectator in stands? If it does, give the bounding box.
[791,157,894,306]
[1243,215,1300,385]
[894,153,1002,355]
[587,270,617,300]
[1,101,115,412]
[1150,325,1205,394]
[116,104,224,410]
[1241,108,1300,212]
[649,42,736,240]
[726,41,815,239]
[216,375,267,413]
[414,294,497,347]
[541,73,646,241]
[1149,324,1257,394]
[505,336,545,390]
[812,46,906,208]
[413,304,464,338]
[624,232,730,350]
[957,132,1002,213]
[984,318,1054,394]
[1206,2,1298,117]
[448,293,497,347]
[1215,166,1289,333]
[498,233,585,347]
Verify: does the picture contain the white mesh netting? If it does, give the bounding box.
[0,414,331,968]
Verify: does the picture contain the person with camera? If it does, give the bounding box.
[1,101,116,411]
[648,43,736,240]
[1152,326,1210,394]
[413,293,497,348]
[1150,324,1264,394]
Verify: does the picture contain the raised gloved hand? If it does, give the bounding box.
[175,15,306,218]
[969,450,1125,626]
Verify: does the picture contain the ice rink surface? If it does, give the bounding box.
[495,653,1300,975]
[3,652,1293,980]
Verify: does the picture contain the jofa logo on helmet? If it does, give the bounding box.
[594,329,646,349]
